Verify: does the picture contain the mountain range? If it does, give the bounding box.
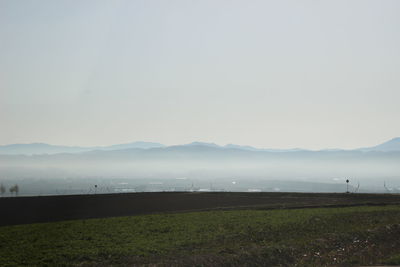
[0,138,399,155]
[358,137,400,152]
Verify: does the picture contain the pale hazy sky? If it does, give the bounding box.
[1,0,399,149]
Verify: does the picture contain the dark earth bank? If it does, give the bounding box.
[1,191,400,226]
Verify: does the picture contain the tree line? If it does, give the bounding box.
[0,183,19,196]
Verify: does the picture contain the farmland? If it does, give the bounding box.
[1,205,400,266]
[2,192,400,226]
[1,193,400,266]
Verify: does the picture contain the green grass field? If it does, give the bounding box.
[1,205,400,266]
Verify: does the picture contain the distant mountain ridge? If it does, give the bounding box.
[0,142,165,155]
[0,137,399,155]
[0,143,88,155]
[358,137,400,152]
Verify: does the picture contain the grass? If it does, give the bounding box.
[1,205,400,266]
[384,254,400,265]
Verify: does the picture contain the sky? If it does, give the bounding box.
[1,0,399,150]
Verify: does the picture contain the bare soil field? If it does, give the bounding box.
[1,192,400,226]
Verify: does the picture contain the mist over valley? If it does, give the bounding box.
[1,139,399,196]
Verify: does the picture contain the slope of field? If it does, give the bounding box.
[2,192,400,226]
[1,205,400,266]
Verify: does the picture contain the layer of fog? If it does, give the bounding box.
[0,148,399,196]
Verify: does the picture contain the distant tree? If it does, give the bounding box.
[0,183,5,196]
[9,184,19,196]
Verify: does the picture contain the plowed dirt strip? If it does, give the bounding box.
[1,192,400,226]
